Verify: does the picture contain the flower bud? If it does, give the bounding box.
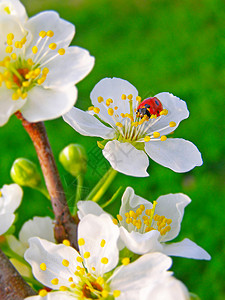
[10,158,42,189]
[59,144,87,177]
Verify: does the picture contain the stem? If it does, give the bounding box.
[0,248,36,299]
[85,168,117,201]
[72,175,84,216]
[92,169,117,202]
[15,112,78,249]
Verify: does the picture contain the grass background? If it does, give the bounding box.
[0,0,224,298]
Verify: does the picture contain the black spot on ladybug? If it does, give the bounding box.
[155,100,159,105]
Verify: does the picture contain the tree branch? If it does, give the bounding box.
[0,249,36,299]
[15,112,78,249]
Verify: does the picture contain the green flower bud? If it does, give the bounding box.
[59,144,87,177]
[10,158,42,189]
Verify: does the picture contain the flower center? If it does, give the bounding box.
[113,202,172,239]
[0,30,66,100]
[89,94,177,148]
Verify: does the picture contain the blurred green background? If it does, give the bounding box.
[0,0,224,298]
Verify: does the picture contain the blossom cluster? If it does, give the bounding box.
[0,1,210,300]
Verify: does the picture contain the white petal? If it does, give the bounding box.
[25,291,75,300]
[148,92,189,136]
[0,0,27,22]
[142,276,190,300]
[0,213,15,235]
[19,217,55,248]
[1,183,23,213]
[77,200,107,220]
[145,138,203,172]
[119,227,162,254]
[21,85,77,122]
[0,15,25,60]
[103,140,149,177]
[155,193,191,242]
[78,214,120,276]
[0,86,25,126]
[25,11,75,57]
[162,238,211,260]
[24,237,82,289]
[63,107,115,139]
[110,252,172,294]
[119,187,152,229]
[43,46,94,88]
[90,77,138,125]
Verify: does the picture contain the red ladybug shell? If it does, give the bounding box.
[137,97,163,118]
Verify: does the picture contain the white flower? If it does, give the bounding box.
[64,77,202,177]
[6,216,55,256]
[0,10,94,126]
[0,0,27,23]
[24,214,181,300]
[78,187,211,260]
[0,183,22,235]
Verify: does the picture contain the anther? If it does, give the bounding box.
[108,108,114,116]
[117,214,123,221]
[136,96,142,102]
[169,121,176,127]
[76,256,83,263]
[116,122,123,127]
[153,132,160,138]
[51,278,59,285]
[5,46,13,53]
[113,290,121,297]
[62,259,69,267]
[11,53,17,60]
[101,257,109,264]
[47,30,54,37]
[160,135,167,141]
[121,94,126,100]
[97,96,104,103]
[78,238,85,246]
[63,239,70,246]
[83,252,90,259]
[39,31,46,38]
[93,107,100,114]
[49,43,57,50]
[40,263,47,271]
[39,289,48,297]
[144,136,151,142]
[58,48,65,55]
[100,239,106,247]
[32,46,38,54]
[113,218,118,225]
[128,94,133,100]
[122,257,130,265]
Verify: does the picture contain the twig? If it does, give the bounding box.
[15,112,78,249]
[0,248,36,299]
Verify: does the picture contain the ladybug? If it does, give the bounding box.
[136,97,163,119]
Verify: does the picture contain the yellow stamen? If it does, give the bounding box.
[32,46,38,54]
[169,121,176,127]
[108,108,114,116]
[55,47,65,56]
[70,283,76,288]
[49,43,57,50]
[140,204,145,211]
[7,40,13,46]
[160,109,168,116]
[113,218,118,225]
[22,81,30,87]
[128,94,133,100]
[113,290,121,297]
[114,106,118,110]
[102,290,109,298]
[160,135,167,141]
[153,132,160,138]
[21,92,28,100]
[117,214,123,221]
[40,263,47,271]
[97,277,104,285]
[39,289,48,297]
[68,277,73,282]
[122,257,130,265]
[11,53,17,60]
[116,122,123,127]
[12,93,19,101]
[42,67,49,75]
[7,33,14,40]
[76,256,83,263]
[62,259,69,267]
[100,239,106,247]
[59,286,68,291]
[5,46,13,53]
[144,136,151,142]
[101,257,108,264]
[63,239,70,246]
[47,30,54,37]
[83,252,90,259]
[136,96,142,102]
[4,6,10,14]
[93,107,100,114]
[78,238,85,246]
[39,31,46,38]
[51,278,59,285]
[97,96,104,103]
[121,94,126,100]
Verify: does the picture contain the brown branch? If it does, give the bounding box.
[15,112,78,249]
[0,249,36,299]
